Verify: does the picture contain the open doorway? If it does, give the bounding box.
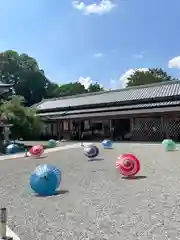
[112,119,131,140]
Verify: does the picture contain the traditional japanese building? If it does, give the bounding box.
[35,80,180,141]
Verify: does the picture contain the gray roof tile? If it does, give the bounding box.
[49,105,180,120]
[38,100,180,118]
[36,80,180,111]
[40,100,180,119]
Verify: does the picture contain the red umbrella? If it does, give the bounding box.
[116,153,140,177]
[29,145,44,158]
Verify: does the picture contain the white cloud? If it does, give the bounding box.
[78,68,149,92]
[72,0,116,15]
[78,76,104,90]
[78,76,93,89]
[168,56,180,69]
[110,68,149,90]
[93,52,103,58]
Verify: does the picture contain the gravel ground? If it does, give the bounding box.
[0,142,180,240]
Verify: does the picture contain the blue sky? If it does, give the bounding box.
[0,0,180,89]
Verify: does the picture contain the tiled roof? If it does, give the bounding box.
[48,105,180,120]
[36,80,180,111]
[38,100,180,119]
[38,100,180,117]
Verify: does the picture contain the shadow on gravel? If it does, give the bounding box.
[92,168,106,172]
[35,156,47,159]
[121,176,147,180]
[34,190,69,198]
[55,190,69,195]
[31,156,47,162]
[88,158,104,162]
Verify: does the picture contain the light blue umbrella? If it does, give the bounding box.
[102,139,113,149]
[30,164,61,196]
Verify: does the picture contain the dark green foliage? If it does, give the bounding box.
[0,96,42,139]
[126,68,176,87]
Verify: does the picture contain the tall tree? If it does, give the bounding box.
[45,81,59,98]
[0,50,104,104]
[53,82,87,97]
[126,68,176,87]
[52,82,104,97]
[88,82,104,92]
[0,50,49,106]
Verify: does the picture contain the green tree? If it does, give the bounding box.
[0,50,104,104]
[0,50,50,106]
[126,68,176,87]
[45,81,59,98]
[88,82,104,92]
[51,82,104,97]
[53,82,87,97]
[0,95,42,140]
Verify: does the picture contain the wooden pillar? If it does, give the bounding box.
[102,120,105,136]
[162,115,169,139]
[130,118,134,132]
[110,119,113,140]
[110,119,112,129]
[79,120,83,141]
[60,120,63,139]
[68,120,71,140]
[51,123,53,137]
[131,117,135,141]
[57,120,62,139]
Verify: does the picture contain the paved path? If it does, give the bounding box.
[0,143,81,161]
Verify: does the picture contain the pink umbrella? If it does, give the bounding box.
[29,145,44,158]
[116,153,140,177]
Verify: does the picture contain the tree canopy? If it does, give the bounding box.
[126,68,176,87]
[1,51,175,106]
[53,82,87,97]
[88,82,103,92]
[0,50,49,106]
[0,50,104,106]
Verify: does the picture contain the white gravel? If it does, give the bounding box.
[0,143,180,239]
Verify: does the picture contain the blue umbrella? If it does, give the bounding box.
[6,144,22,154]
[102,139,113,149]
[30,164,61,196]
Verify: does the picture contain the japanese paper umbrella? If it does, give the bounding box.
[30,164,61,196]
[29,145,44,157]
[102,139,113,149]
[84,145,99,158]
[116,154,140,177]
